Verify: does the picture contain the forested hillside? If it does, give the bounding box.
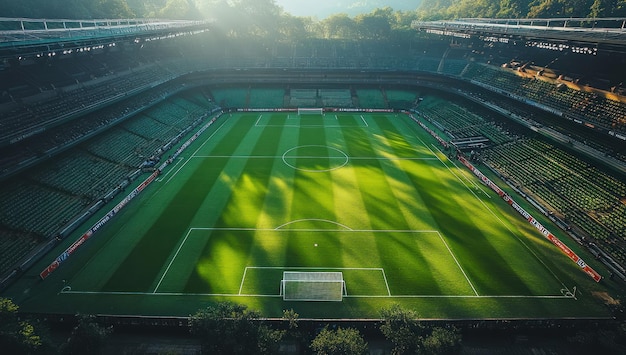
[0,0,624,29]
[416,0,626,19]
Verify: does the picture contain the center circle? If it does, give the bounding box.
[282,145,349,172]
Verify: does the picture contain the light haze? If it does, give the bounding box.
[274,0,420,18]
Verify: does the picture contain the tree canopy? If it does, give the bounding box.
[0,298,52,354]
[189,301,284,354]
[416,0,626,19]
[379,304,462,355]
[310,326,369,355]
[59,315,112,355]
[1,0,624,26]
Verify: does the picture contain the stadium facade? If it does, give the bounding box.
[0,16,625,315]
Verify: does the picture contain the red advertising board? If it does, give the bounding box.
[458,156,602,282]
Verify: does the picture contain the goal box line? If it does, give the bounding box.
[254,113,368,128]
[156,228,477,298]
[239,267,391,298]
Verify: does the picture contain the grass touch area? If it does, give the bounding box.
[4,112,614,319]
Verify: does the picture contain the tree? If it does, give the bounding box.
[189,302,284,354]
[283,308,299,331]
[381,305,463,354]
[232,0,282,37]
[527,0,596,17]
[0,297,49,354]
[310,326,368,355]
[91,0,134,18]
[588,0,626,17]
[380,304,425,354]
[355,12,392,39]
[422,327,462,355]
[279,15,313,40]
[158,0,201,19]
[416,0,456,20]
[321,14,358,39]
[495,0,526,18]
[60,315,112,355]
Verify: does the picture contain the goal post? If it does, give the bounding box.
[281,271,346,301]
[297,108,323,115]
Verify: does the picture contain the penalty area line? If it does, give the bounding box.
[436,231,479,296]
[152,229,194,293]
[381,268,392,296]
[360,115,369,127]
[239,267,249,295]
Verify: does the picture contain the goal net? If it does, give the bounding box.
[297,108,323,115]
[281,271,346,301]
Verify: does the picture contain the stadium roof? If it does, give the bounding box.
[412,17,626,50]
[0,17,212,60]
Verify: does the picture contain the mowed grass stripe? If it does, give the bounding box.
[366,115,437,231]
[341,123,411,231]
[398,154,536,295]
[285,126,338,267]
[189,115,283,230]
[325,120,382,268]
[387,116,535,294]
[101,117,254,292]
[185,229,256,294]
[366,114,424,158]
[183,121,288,293]
[325,121,372,230]
[367,116,476,294]
[255,115,301,229]
[394,115,563,295]
[340,117,448,294]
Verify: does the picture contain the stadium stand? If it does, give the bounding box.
[289,89,318,108]
[30,151,129,200]
[416,97,511,146]
[385,90,419,109]
[212,88,249,108]
[461,62,626,135]
[0,87,218,277]
[248,88,286,108]
[481,138,626,266]
[355,89,386,109]
[319,89,352,107]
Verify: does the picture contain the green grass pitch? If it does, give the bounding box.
[6,112,612,319]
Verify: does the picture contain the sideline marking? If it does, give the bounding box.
[152,229,194,293]
[406,117,571,292]
[436,231,479,296]
[60,289,574,300]
[156,156,184,182]
[164,118,230,184]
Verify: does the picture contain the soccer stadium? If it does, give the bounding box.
[0,5,626,353]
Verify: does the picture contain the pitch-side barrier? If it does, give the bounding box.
[39,114,222,280]
[408,110,601,282]
[457,155,602,282]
